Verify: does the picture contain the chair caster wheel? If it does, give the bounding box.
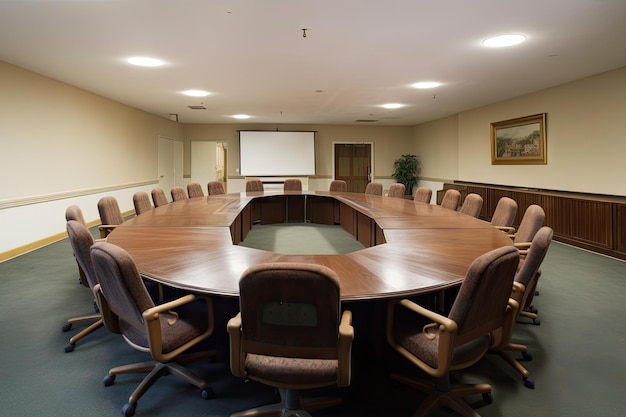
[521,351,532,361]
[122,402,136,417]
[64,343,76,353]
[523,377,535,389]
[482,392,493,404]
[201,387,215,399]
[103,374,116,386]
[62,323,72,332]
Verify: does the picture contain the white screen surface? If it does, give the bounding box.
[239,131,315,176]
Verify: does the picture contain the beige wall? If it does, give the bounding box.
[0,61,183,203]
[183,124,413,180]
[414,66,626,195]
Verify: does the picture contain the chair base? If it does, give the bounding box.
[490,343,535,389]
[391,373,491,417]
[104,349,216,415]
[64,317,104,352]
[231,388,341,417]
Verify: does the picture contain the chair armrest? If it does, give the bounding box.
[227,313,246,378]
[337,310,354,387]
[386,298,457,378]
[143,294,214,363]
[495,226,516,234]
[98,224,117,238]
[93,284,121,334]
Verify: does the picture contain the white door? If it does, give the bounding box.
[158,136,183,201]
[191,141,218,193]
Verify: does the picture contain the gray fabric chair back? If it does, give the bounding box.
[65,205,87,225]
[491,197,518,227]
[132,192,153,215]
[91,242,155,334]
[246,179,264,192]
[440,189,461,210]
[284,178,302,191]
[414,187,432,204]
[208,181,225,195]
[388,183,406,198]
[238,262,341,359]
[171,186,188,201]
[448,245,519,346]
[66,220,98,290]
[515,226,553,288]
[329,180,347,192]
[187,182,205,198]
[514,205,545,244]
[364,182,383,196]
[151,188,169,207]
[98,196,124,225]
[459,193,483,218]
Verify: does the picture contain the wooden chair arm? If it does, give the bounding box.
[337,310,354,387]
[386,298,457,378]
[227,313,245,378]
[143,294,214,363]
[495,226,516,234]
[93,284,121,334]
[98,224,117,238]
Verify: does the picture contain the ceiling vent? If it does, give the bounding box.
[355,119,378,123]
[188,105,206,110]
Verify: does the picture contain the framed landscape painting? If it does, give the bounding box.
[491,113,547,165]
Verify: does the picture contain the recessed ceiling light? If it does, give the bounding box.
[232,114,251,119]
[183,90,210,97]
[381,103,404,109]
[412,81,441,89]
[127,57,164,67]
[482,34,526,48]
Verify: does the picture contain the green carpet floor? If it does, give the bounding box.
[1,222,625,416]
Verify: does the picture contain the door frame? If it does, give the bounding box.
[332,141,375,184]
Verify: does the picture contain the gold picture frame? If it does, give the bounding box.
[491,113,546,165]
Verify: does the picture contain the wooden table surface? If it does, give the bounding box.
[107,191,513,302]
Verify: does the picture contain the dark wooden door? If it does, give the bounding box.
[334,144,372,192]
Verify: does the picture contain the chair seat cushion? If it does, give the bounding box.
[392,316,490,369]
[121,299,209,354]
[245,354,338,387]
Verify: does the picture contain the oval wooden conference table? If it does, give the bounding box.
[106,190,513,302]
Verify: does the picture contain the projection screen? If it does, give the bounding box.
[239,131,315,176]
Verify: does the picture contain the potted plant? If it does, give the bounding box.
[392,154,421,196]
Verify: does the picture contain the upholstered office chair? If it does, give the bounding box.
[387,245,519,417]
[208,181,225,195]
[329,180,347,192]
[91,242,216,417]
[459,193,483,218]
[62,218,103,352]
[132,192,153,215]
[387,183,406,198]
[284,178,302,191]
[510,204,545,257]
[364,182,383,196]
[490,197,518,231]
[440,189,461,211]
[171,186,188,201]
[151,187,169,208]
[98,196,124,238]
[489,227,553,389]
[246,179,264,192]
[414,187,432,204]
[65,205,90,286]
[187,182,205,198]
[228,262,354,417]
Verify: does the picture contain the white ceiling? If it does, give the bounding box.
[1,0,625,126]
